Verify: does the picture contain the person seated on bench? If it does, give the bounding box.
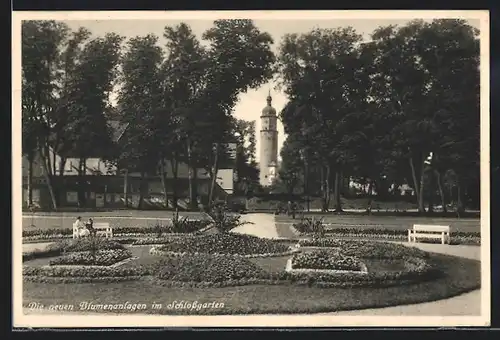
[74,216,90,238]
[85,218,97,237]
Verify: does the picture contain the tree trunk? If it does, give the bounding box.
[58,157,67,176]
[208,143,220,210]
[170,158,178,209]
[418,158,426,213]
[123,169,129,208]
[428,170,435,214]
[304,155,310,212]
[39,151,57,210]
[190,167,199,210]
[43,145,53,176]
[77,158,84,208]
[334,171,343,213]
[366,181,374,215]
[159,159,169,209]
[27,155,33,206]
[435,170,447,213]
[409,157,422,213]
[320,166,327,212]
[52,148,57,177]
[138,172,146,210]
[187,140,197,211]
[457,178,465,217]
[325,165,331,211]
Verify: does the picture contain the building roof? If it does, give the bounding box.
[108,120,129,142]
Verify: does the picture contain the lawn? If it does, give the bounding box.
[23,243,480,315]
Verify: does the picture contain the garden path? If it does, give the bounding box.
[231,213,280,239]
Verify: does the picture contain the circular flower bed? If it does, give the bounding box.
[291,250,364,271]
[153,233,292,257]
[49,249,133,266]
[152,253,268,284]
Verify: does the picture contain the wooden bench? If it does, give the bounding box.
[73,222,113,239]
[408,224,451,245]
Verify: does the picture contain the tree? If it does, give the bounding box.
[116,34,165,209]
[51,27,92,183]
[162,20,275,210]
[63,32,124,206]
[232,118,260,196]
[22,20,70,210]
[369,19,480,214]
[278,135,304,195]
[418,19,480,214]
[277,27,365,212]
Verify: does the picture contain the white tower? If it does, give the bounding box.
[259,91,278,186]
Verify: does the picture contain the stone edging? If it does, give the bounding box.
[149,245,301,258]
[43,256,139,269]
[285,258,368,275]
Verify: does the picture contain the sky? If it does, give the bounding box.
[61,16,481,162]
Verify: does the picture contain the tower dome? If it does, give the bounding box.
[261,91,276,116]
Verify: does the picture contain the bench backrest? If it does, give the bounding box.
[413,224,450,232]
[94,222,111,229]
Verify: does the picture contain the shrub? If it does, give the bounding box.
[155,233,290,256]
[49,249,132,266]
[291,250,364,271]
[152,254,267,283]
[208,203,251,233]
[293,217,325,235]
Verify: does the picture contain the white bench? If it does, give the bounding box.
[73,222,113,239]
[93,223,113,238]
[408,224,451,245]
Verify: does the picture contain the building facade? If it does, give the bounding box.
[259,92,279,186]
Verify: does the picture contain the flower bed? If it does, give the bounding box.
[152,253,268,283]
[149,246,299,258]
[49,249,132,266]
[153,233,291,256]
[23,265,150,277]
[23,222,210,240]
[291,224,481,245]
[281,255,435,288]
[291,250,365,272]
[23,238,127,262]
[298,239,429,259]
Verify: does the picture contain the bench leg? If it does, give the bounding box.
[441,232,445,245]
[408,230,412,243]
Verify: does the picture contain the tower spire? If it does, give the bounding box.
[266,88,272,106]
